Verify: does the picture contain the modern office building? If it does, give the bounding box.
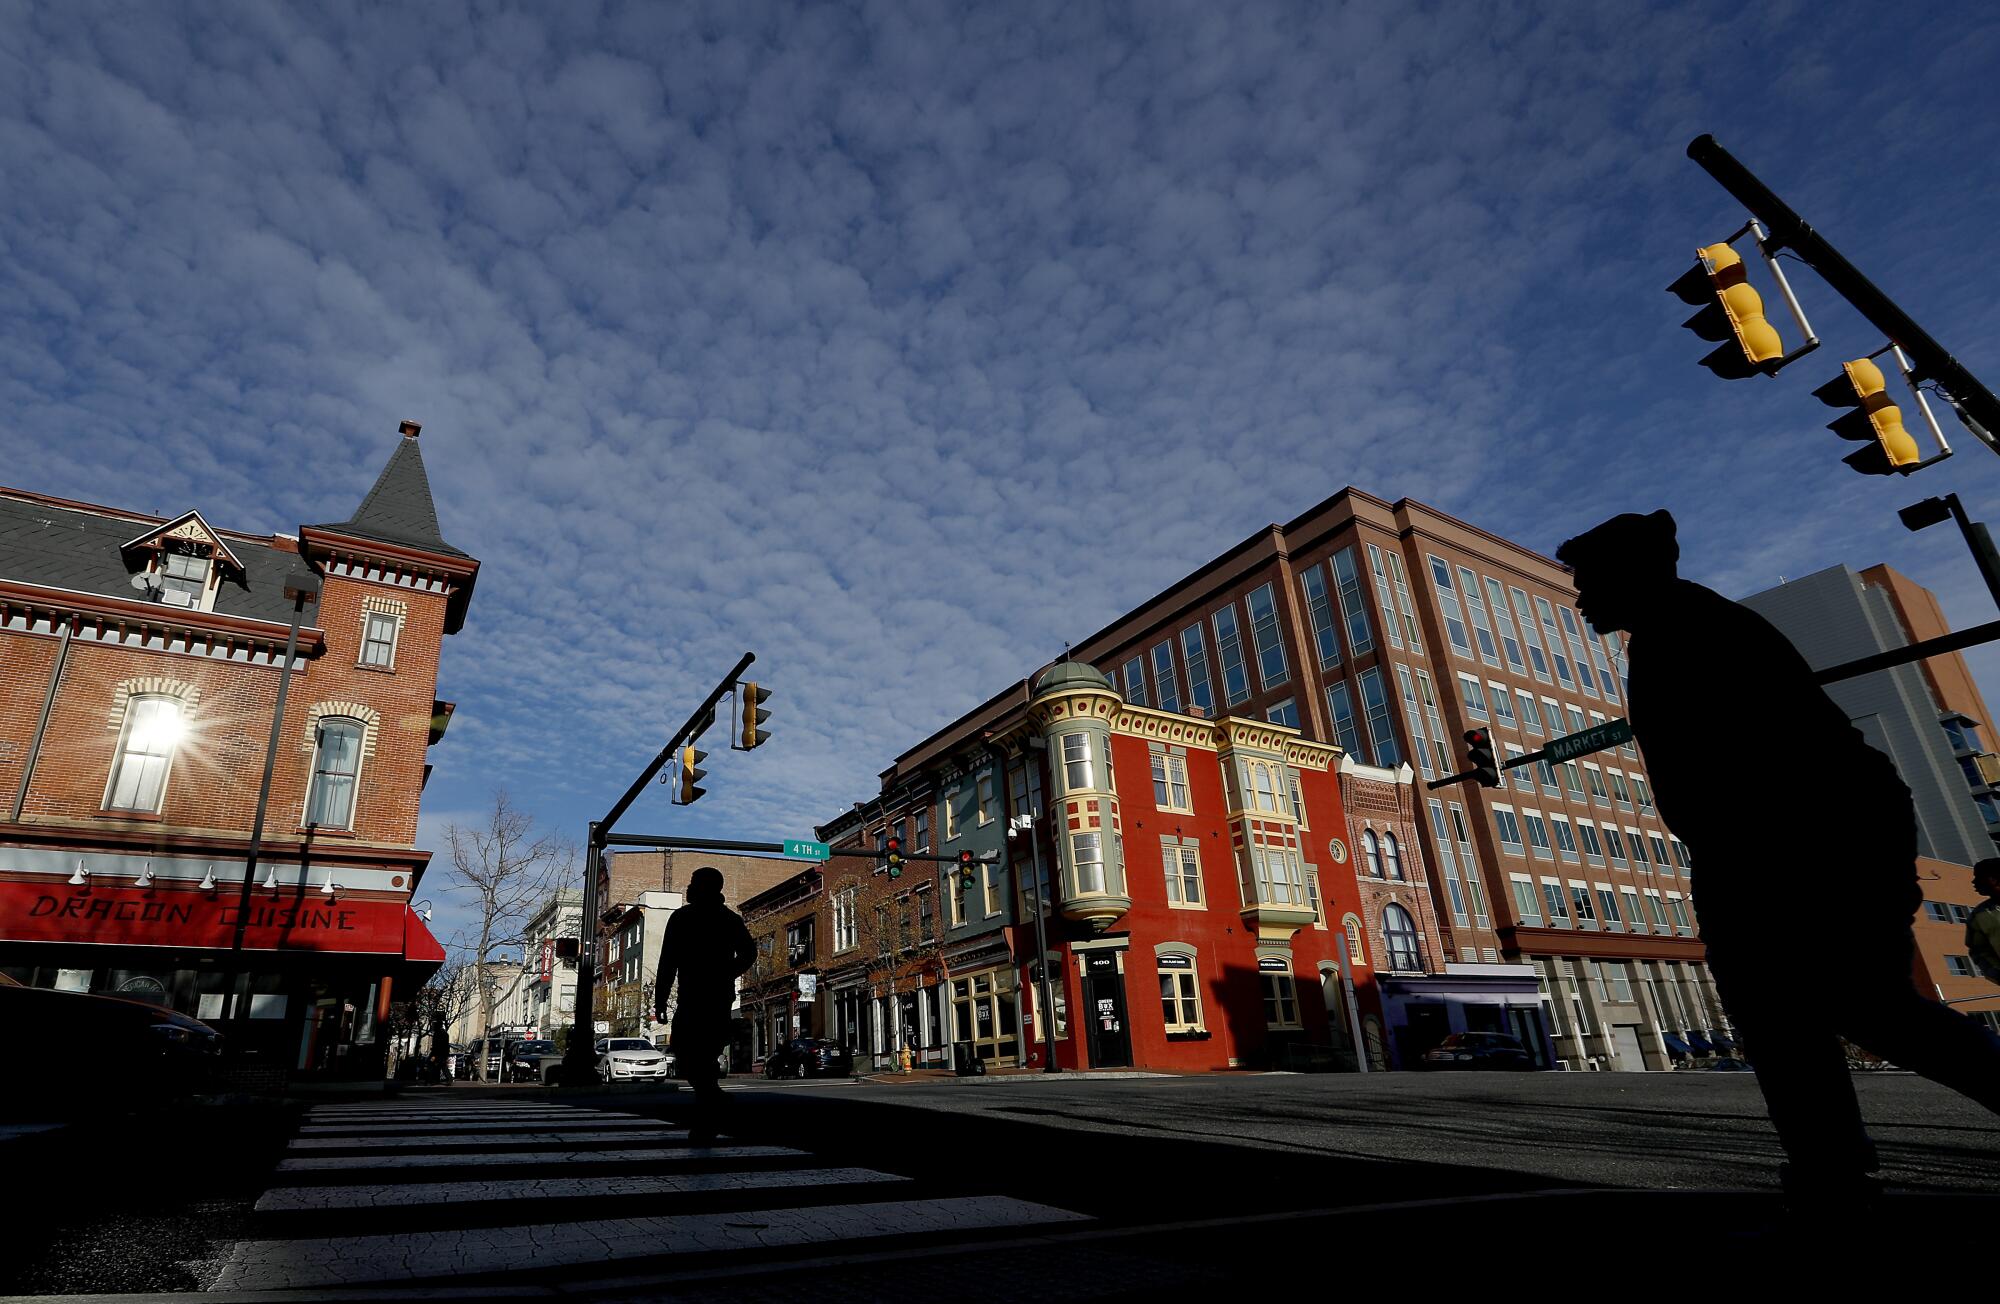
[1743,563,2000,1031]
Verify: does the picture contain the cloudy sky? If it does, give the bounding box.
[6,1,2000,948]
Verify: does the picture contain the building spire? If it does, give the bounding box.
[311,420,466,558]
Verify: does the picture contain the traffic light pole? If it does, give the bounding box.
[1687,135,2000,451]
[561,651,755,1087]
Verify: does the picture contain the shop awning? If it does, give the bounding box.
[0,879,435,962]
[1684,1030,1716,1054]
[1661,1033,1694,1059]
[403,906,446,965]
[1710,1032,1735,1051]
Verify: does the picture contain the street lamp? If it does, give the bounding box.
[227,566,320,1048]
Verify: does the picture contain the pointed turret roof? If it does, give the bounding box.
[312,420,468,559]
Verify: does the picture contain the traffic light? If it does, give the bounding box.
[1464,729,1500,788]
[958,849,977,888]
[738,682,772,750]
[1670,242,1784,379]
[677,745,708,805]
[884,835,903,879]
[1813,357,1920,476]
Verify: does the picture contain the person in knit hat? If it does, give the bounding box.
[1558,509,2000,1209]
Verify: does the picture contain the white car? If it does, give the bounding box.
[595,1037,672,1083]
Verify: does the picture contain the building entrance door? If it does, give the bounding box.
[1082,953,1130,1069]
[1610,1024,1648,1071]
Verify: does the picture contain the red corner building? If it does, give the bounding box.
[0,421,471,1082]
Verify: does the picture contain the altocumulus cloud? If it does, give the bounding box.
[5,0,2000,866]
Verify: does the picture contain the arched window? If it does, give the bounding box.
[106,695,185,813]
[306,718,365,828]
[1342,914,1367,966]
[1382,832,1404,881]
[1362,829,1383,878]
[1384,903,1421,972]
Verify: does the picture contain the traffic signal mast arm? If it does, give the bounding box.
[1426,719,1633,791]
[1688,134,2000,452]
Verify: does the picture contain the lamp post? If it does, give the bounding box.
[226,567,319,1050]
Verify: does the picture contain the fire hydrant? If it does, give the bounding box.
[898,1045,913,1074]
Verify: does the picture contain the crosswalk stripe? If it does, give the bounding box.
[276,1144,799,1172]
[215,1195,1090,1289]
[298,1116,648,1134]
[254,1167,909,1211]
[303,1105,584,1116]
[289,1128,679,1150]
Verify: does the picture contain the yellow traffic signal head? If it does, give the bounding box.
[1813,357,1920,475]
[677,745,709,805]
[1671,242,1785,379]
[738,682,772,751]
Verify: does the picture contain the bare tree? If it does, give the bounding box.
[444,791,575,1080]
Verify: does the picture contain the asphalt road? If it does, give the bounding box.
[3,1070,1995,1298]
[759,1068,2000,1198]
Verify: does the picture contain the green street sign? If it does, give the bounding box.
[783,839,830,861]
[1544,718,1634,764]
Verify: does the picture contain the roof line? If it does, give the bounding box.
[0,486,285,550]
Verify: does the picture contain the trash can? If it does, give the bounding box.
[953,1041,986,1076]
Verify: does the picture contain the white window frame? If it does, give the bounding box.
[1061,733,1094,792]
[358,609,400,669]
[834,887,859,953]
[303,716,367,830]
[1165,843,1205,909]
[976,774,996,826]
[1152,752,1193,813]
[103,694,185,814]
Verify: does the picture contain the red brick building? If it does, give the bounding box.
[0,421,468,1080]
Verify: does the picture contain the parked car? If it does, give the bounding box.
[506,1039,563,1083]
[595,1037,672,1083]
[1420,1031,1533,1070]
[2,977,224,1106]
[762,1037,855,1080]
[457,1037,507,1080]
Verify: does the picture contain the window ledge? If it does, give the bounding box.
[97,808,164,822]
[354,663,397,675]
[1165,1029,1211,1041]
[300,826,358,839]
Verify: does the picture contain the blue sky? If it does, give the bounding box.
[6,2,2000,949]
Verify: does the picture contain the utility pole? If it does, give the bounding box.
[560,652,753,1086]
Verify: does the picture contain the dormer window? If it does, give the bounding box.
[157,546,210,607]
[120,510,242,614]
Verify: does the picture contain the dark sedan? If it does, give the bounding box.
[2,978,224,1108]
[762,1037,855,1080]
[1419,1031,1534,1070]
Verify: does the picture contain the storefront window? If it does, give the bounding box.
[950,968,1019,1063]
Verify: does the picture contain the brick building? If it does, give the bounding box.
[811,487,1737,1073]
[0,421,469,1080]
[1744,563,2000,1036]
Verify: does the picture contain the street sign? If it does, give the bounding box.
[1543,718,1634,763]
[593,1021,610,1035]
[783,839,830,860]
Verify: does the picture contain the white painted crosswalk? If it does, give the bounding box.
[213,1097,1089,1291]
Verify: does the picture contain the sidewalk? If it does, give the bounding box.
[857,1066,1173,1085]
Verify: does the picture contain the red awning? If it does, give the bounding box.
[0,880,428,960]
[403,906,446,965]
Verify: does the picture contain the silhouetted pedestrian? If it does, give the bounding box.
[1558,510,2000,1207]
[656,866,756,1144]
[1970,860,2000,984]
